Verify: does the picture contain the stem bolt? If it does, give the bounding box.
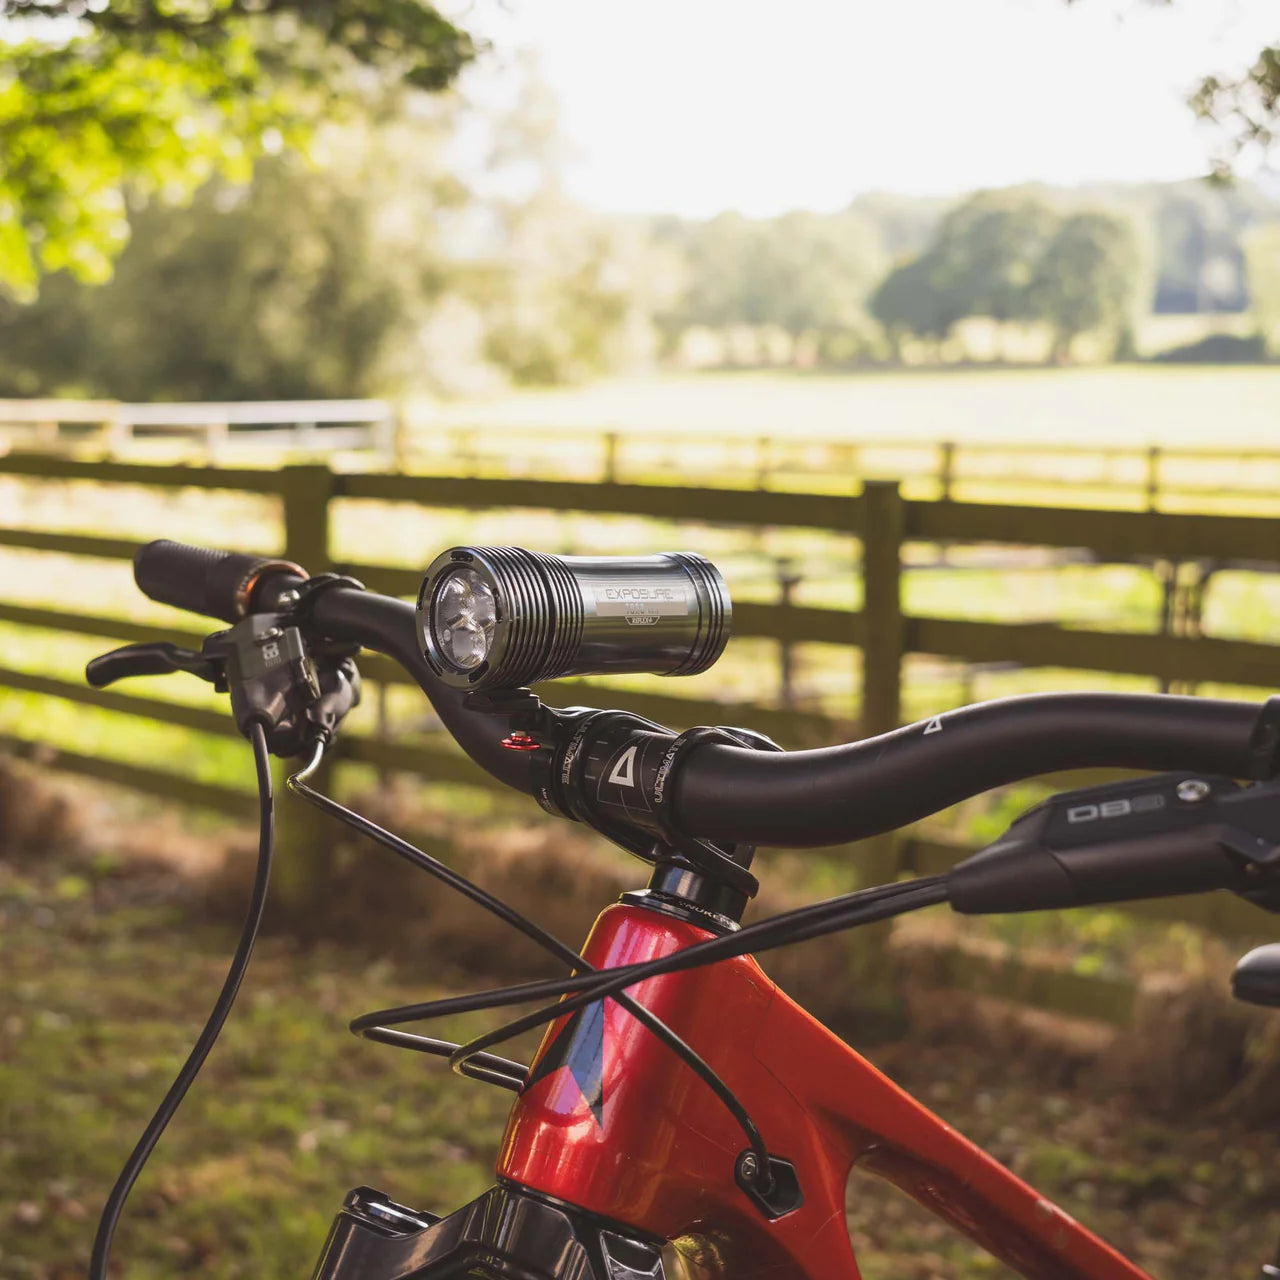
[1176,778,1212,803]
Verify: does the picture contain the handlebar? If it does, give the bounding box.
[129,541,1278,850]
[675,693,1266,847]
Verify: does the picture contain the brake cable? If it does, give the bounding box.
[89,723,276,1280]
[287,743,780,1189]
[284,744,944,1196]
[357,878,947,1086]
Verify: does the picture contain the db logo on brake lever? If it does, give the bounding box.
[203,614,361,757]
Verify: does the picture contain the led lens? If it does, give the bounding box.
[431,567,498,671]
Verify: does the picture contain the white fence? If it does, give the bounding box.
[0,399,395,457]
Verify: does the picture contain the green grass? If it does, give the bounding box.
[413,366,1280,446]
[0,861,519,1280]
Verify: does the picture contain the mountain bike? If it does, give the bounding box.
[82,539,1280,1280]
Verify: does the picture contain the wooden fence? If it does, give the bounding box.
[2,450,1278,1024]
[407,425,1280,512]
[11,397,1280,512]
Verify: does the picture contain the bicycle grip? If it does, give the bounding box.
[133,540,305,623]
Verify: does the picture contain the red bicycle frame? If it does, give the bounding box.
[499,901,1153,1280]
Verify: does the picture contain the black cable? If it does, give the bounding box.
[448,878,947,1077]
[88,722,275,1280]
[346,878,945,1094]
[351,878,937,1037]
[286,751,776,1180]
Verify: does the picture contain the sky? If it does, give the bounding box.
[442,0,1279,218]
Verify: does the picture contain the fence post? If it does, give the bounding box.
[1145,445,1161,512]
[274,462,338,925]
[860,480,904,739]
[853,480,907,1024]
[775,558,800,709]
[603,432,620,484]
[939,441,956,501]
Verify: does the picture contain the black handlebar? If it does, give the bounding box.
[131,547,1278,850]
[675,693,1267,847]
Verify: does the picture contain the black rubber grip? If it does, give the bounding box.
[133,540,280,623]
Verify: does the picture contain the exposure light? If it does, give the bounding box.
[417,547,731,692]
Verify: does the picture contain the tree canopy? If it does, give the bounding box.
[0,0,474,295]
[1190,43,1280,177]
[870,190,1144,359]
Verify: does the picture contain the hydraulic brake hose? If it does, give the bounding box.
[89,723,275,1280]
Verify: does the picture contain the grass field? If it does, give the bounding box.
[416,366,1280,445]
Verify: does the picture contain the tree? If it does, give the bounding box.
[869,253,959,356]
[0,113,460,399]
[0,0,474,295]
[1061,1,1279,177]
[868,192,1144,362]
[1029,211,1143,361]
[654,209,885,362]
[927,191,1058,325]
[868,190,1058,353]
[0,67,668,398]
[1244,223,1280,354]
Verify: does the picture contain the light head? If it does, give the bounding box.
[417,547,731,692]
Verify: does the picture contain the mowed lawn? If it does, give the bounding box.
[417,366,1280,447]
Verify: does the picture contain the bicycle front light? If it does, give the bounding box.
[417,547,731,691]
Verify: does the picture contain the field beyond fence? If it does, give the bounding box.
[4,443,1280,1028]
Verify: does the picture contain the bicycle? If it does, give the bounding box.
[81,539,1280,1280]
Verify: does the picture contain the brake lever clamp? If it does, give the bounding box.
[276,572,367,661]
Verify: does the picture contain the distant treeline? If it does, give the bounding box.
[652,181,1278,369]
[1,105,1275,400]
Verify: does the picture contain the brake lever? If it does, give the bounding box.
[86,642,221,689]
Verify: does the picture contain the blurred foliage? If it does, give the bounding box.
[1063,0,1280,181]
[651,209,887,364]
[870,191,1144,360]
[1244,222,1280,355]
[1191,43,1280,178]
[0,69,666,397]
[0,0,474,297]
[1031,211,1144,361]
[2,1,1278,389]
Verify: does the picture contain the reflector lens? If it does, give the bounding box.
[431,567,498,671]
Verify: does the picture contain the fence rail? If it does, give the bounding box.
[405,423,1280,511]
[2,449,1278,1026]
[14,397,1280,512]
[0,398,394,457]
